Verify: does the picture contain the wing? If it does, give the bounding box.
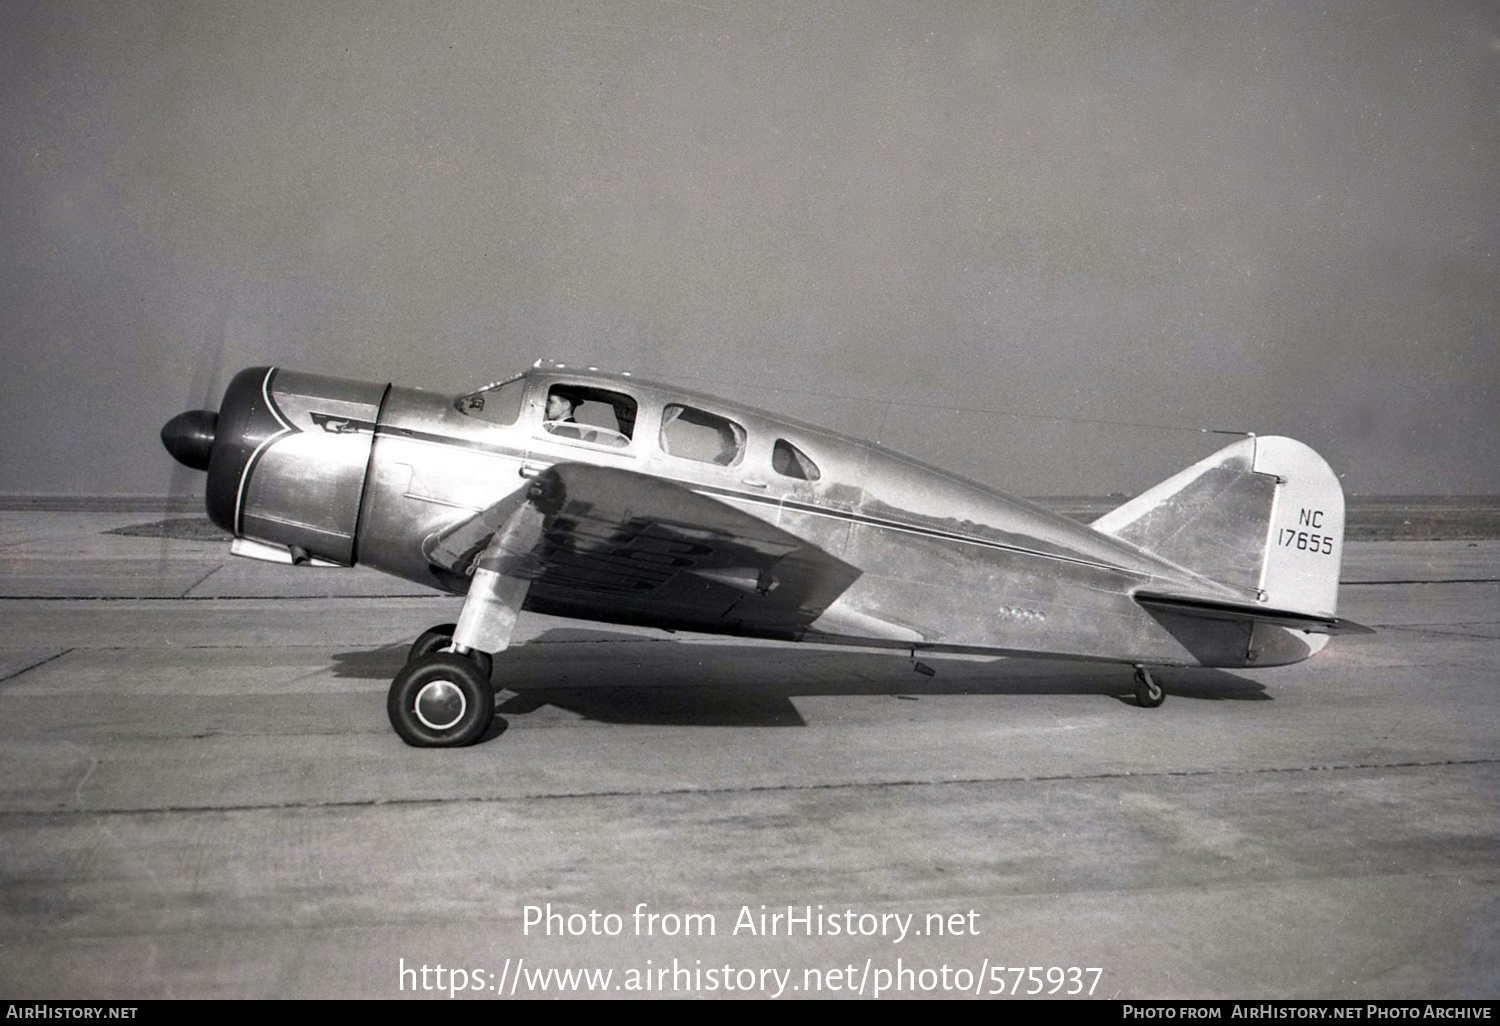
[423,463,863,639]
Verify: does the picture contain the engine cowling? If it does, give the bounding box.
[162,366,389,565]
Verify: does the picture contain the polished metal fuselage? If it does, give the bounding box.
[239,366,1318,669]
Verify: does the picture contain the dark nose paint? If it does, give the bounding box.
[160,410,218,471]
[203,366,286,535]
[160,366,282,535]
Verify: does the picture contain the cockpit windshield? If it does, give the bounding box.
[456,376,527,426]
[457,374,640,452]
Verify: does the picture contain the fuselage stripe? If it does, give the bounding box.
[373,423,528,461]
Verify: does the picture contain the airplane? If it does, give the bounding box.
[160,360,1371,747]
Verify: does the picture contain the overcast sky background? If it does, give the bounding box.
[3,0,1497,498]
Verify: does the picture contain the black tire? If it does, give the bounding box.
[410,624,493,680]
[1134,667,1165,708]
[410,624,458,661]
[388,653,496,747]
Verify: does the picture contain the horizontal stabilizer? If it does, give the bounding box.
[1134,591,1374,635]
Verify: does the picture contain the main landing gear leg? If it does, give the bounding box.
[388,505,542,747]
[1134,665,1165,708]
[409,623,493,681]
[388,567,530,747]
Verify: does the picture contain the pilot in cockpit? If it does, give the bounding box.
[544,388,603,444]
[544,391,578,425]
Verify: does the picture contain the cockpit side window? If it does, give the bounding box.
[772,439,821,481]
[540,384,638,450]
[660,404,746,466]
[456,376,527,426]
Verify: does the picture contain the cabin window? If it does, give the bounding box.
[456,376,527,426]
[660,404,745,466]
[540,384,637,449]
[772,439,821,481]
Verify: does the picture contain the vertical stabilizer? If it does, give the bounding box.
[1092,436,1345,618]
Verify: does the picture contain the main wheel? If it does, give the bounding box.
[410,624,458,661]
[1134,666,1165,708]
[410,624,493,680]
[388,652,496,747]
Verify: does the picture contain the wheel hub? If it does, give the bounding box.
[414,679,467,730]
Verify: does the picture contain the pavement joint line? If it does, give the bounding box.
[0,648,73,686]
[3,756,1494,820]
[1343,579,1500,586]
[0,594,446,601]
[179,563,225,598]
[1371,624,1500,640]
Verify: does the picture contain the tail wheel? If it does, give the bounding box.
[1134,666,1165,708]
[410,623,493,680]
[388,653,496,747]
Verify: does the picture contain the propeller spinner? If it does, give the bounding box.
[160,410,218,471]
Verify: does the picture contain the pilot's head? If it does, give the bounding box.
[545,392,577,422]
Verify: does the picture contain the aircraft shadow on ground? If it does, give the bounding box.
[330,626,1269,729]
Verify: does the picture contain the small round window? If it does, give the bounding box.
[772,439,821,481]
